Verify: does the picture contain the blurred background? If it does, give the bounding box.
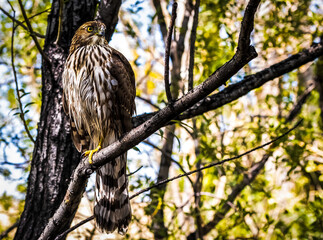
[0,0,322,239]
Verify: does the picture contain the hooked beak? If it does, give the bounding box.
[97,24,105,37]
[97,29,105,37]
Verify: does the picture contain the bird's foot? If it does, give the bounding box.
[83,144,101,164]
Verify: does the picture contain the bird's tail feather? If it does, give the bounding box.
[94,134,131,234]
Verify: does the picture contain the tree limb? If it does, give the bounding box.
[132,42,323,127]
[188,0,200,91]
[17,0,50,62]
[0,7,46,38]
[131,119,302,200]
[187,154,271,240]
[286,83,315,122]
[0,220,19,240]
[152,0,168,42]
[186,76,312,239]
[164,2,178,102]
[39,0,260,238]
[52,119,302,239]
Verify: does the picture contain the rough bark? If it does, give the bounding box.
[14,1,96,239]
[95,0,122,42]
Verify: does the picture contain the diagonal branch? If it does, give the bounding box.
[286,83,315,122]
[17,0,49,62]
[52,119,302,239]
[0,220,19,239]
[186,77,312,239]
[130,120,302,200]
[143,140,194,186]
[39,1,260,238]
[187,154,271,240]
[0,7,46,38]
[132,42,323,127]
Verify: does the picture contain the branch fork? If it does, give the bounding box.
[40,0,262,238]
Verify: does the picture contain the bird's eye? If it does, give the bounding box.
[87,26,94,32]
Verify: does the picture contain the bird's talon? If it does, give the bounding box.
[84,145,101,164]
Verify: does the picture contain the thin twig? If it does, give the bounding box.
[127,166,143,177]
[188,0,200,91]
[10,7,35,144]
[21,7,51,23]
[136,95,160,110]
[57,120,302,237]
[17,0,50,62]
[54,216,95,240]
[0,7,45,38]
[0,220,19,239]
[143,140,194,186]
[129,119,302,199]
[286,83,315,122]
[164,1,178,103]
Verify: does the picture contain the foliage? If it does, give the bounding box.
[0,0,322,239]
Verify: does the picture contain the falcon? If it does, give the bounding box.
[62,21,135,234]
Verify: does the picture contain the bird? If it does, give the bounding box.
[62,20,136,235]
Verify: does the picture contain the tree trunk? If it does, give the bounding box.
[150,125,176,239]
[14,1,96,239]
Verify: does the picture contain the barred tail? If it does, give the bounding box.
[94,153,131,234]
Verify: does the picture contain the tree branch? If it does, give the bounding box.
[164,2,178,103]
[152,0,168,42]
[144,140,193,184]
[9,7,35,144]
[187,154,271,240]
[136,95,160,110]
[286,83,315,122]
[53,216,95,240]
[0,7,46,38]
[131,119,302,200]
[52,119,302,239]
[188,0,200,91]
[187,78,313,239]
[39,0,260,238]
[132,42,323,127]
[17,0,49,62]
[237,0,259,58]
[0,220,19,240]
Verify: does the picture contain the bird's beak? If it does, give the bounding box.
[97,27,105,37]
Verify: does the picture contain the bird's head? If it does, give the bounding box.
[69,21,107,53]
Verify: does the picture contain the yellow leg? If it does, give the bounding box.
[84,140,102,164]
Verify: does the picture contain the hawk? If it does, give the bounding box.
[62,21,135,234]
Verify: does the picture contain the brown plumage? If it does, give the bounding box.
[62,21,135,234]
